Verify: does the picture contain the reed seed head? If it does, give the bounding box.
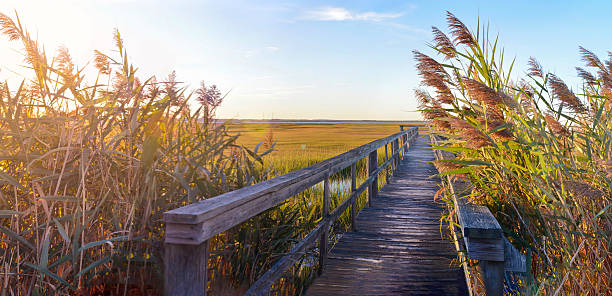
[544,113,571,137]
[548,74,587,113]
[579,46,605,70]
[446,11,476,47]
[528,57,544,78]
[576,67,597,85]
[463,78,516,110]
[431,26,456,58]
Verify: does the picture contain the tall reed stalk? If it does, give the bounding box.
[418,12,610,295]
[0,11,278,295]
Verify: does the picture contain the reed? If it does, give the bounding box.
[418,12,611,295]
[0,11,280,295]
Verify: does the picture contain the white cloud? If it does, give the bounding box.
[265,46,279,52]
[303,7,403,22]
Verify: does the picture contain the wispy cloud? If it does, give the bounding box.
[302,7,403,22]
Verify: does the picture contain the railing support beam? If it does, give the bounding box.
[367,151,378,206]
[319,176,330,273]
[480,260,504,296]
[165,240,209,296]
[350,163,357,232]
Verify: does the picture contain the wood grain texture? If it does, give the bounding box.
[164,241,208,296]
[306,136,468,295]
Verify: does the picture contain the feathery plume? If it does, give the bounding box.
[431,118,452,130]
[579,46,604,70]
[606,51,612,74]
[431,26,455,58]
[414,89,432,107]
[544,113,570,137]
[463,78,516,110]
[433,160,466,175]
[94,50,111,75]
[0,13,20,41]
[413,51,454,104]
[413,51,449,82]
[446,11,476,47]
[576,67,597,85]
[421,108,447,120]
[449,117,491,149]
[548,74,587,113]
[56,46,74,76]
[528,57,543,77]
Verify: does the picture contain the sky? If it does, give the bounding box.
[0,0,610,120]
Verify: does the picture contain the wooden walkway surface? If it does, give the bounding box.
[306,136,468,295]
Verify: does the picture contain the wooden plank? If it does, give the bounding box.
[504,237,526,272]
[307,136,468,295]
[456,199,502,240]
[464,237,504,261]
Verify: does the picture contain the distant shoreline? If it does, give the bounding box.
[217,119,425,125]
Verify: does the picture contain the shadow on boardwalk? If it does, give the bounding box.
[306,136,468,295]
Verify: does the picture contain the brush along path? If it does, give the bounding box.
[306,136,468,295]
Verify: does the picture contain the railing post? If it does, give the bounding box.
[319,176,330,272]
[367,150,378,206]
[350,163,357,232]
[480,260,504,296]
[165,240,209,296]
[384,143,390,184]
[393,138,400,173]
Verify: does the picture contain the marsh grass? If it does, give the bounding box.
[0,12,412,295]
[418,12,611,295]
[0,11,281,295]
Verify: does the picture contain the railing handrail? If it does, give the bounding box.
[164,128,417,244]
[430,134,526,296]
[164,126,419,295]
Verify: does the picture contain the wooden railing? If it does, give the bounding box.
[163,127,419,295]
[430,135,526,296]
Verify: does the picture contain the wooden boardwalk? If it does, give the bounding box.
[306,136,468,295]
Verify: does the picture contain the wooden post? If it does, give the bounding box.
[165,240,209,296]
[350,163,357,232]
[393,139,400,173]
[480,260,504,296]
[384,143,390,184]
[319,176,330,272]
[367,150,378,206]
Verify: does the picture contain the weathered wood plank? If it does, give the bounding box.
[306,136,468,295]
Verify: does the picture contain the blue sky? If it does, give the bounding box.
[1,1,610,120]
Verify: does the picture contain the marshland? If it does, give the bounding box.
[0,2,611,296]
